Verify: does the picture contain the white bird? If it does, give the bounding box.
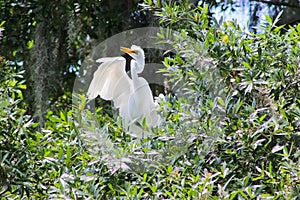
[87,45,161,137]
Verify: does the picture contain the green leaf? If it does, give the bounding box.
[17,84,27,89]
[297,23,300,33]
[60,111,66,121]
[0,21,5,27]
[167,165,173,173]
[243,62,251,69]
[259,114,267,122]
[27,40,34,49]
[265,15,273,25]
[229,191,239,200]
[259,193,273,198]
[235,99,243,113]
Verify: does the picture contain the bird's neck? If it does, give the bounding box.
[131,63,139,81]
[131,60,144,81]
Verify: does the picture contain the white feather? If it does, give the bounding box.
[87,46,161,137]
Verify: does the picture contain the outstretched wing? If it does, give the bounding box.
[87,56,133,124]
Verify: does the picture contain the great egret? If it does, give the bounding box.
[87,45,161,137]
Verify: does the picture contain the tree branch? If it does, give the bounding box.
[251,0,300,8]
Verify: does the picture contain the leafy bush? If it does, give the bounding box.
[140,1,300,199]
[0,57,40,197]
[1,1,300,199]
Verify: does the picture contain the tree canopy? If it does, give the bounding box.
[0,0,300,199]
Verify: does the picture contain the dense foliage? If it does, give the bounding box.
[1,0,300,199]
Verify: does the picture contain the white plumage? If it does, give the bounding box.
[87,45,161,137]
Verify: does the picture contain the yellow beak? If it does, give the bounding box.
[120,47,136,54]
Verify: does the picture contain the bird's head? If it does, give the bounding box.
[120,45,144,63]
[121,45,145,73]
